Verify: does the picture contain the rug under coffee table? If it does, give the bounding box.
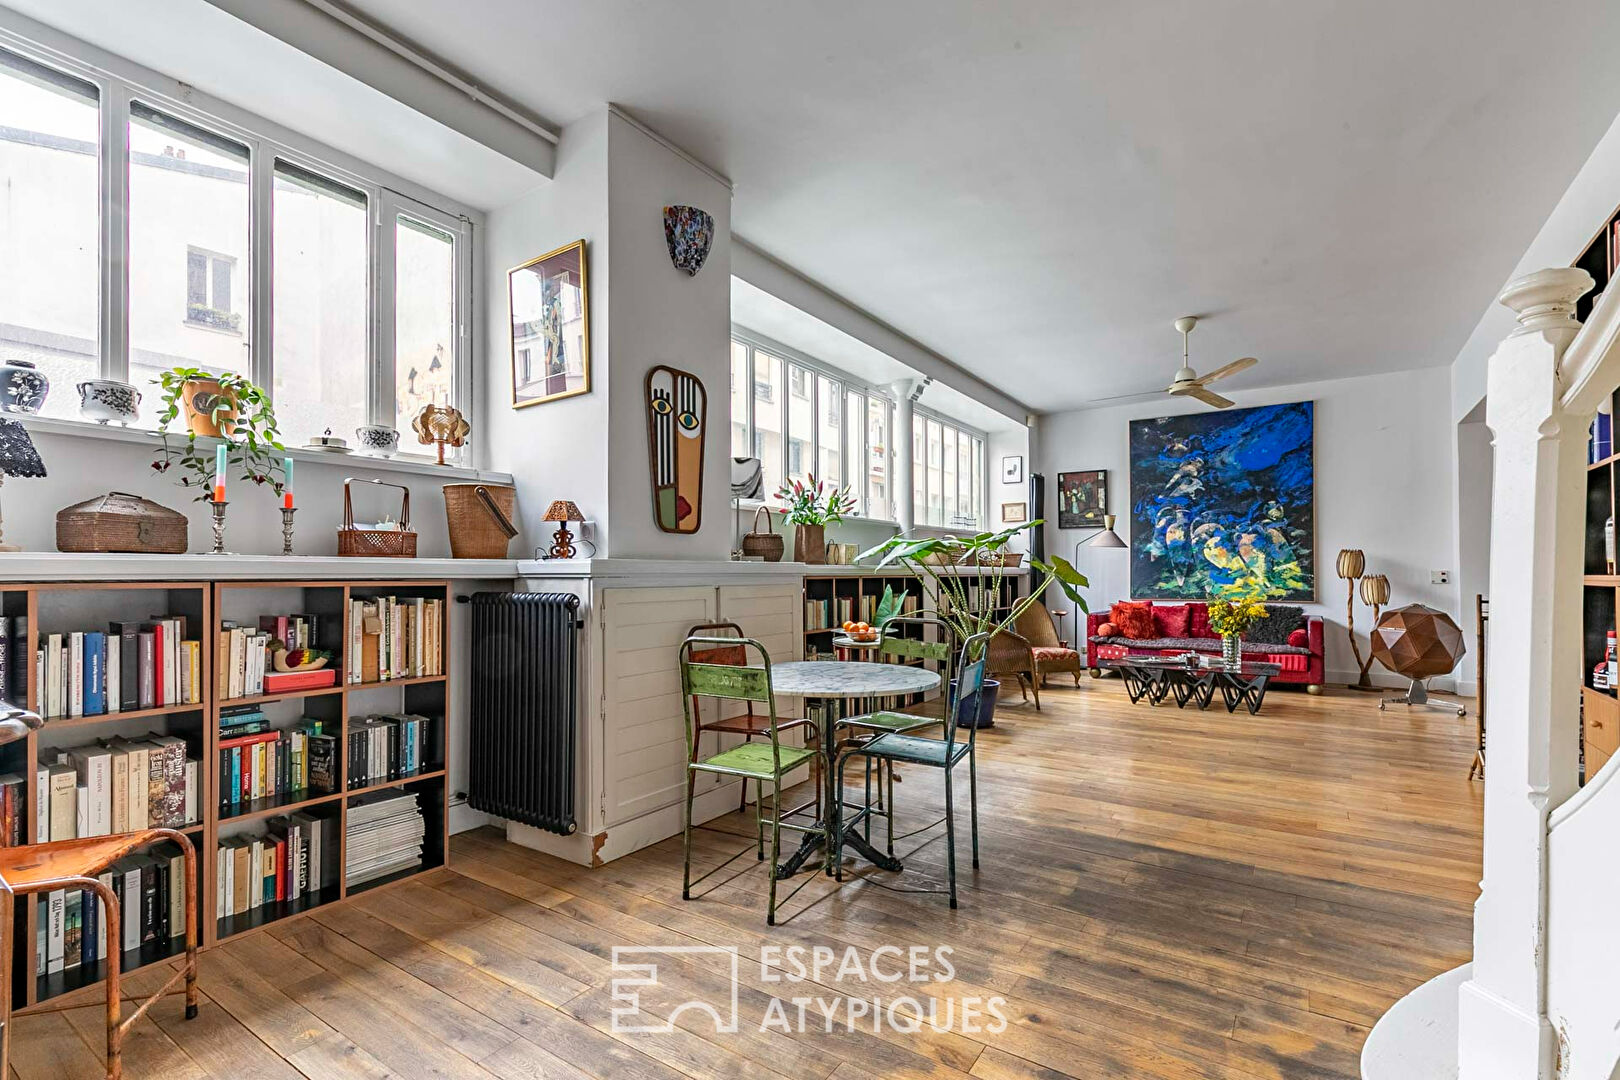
[1098,654,1283,715]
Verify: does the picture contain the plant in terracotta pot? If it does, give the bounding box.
[152,368,287,502]
[774,476,855,565]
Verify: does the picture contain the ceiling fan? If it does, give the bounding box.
[1165,315,1257,409]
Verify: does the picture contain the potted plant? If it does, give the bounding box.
[858,521,1088,725]
[1207,578,1276,668]
[774,476,856,565]
[151,368,287,502]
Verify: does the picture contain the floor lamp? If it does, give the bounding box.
[1337,548,1381,691]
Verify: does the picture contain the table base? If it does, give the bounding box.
[1117,663,1273,714]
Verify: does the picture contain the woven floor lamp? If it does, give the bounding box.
[1337,548,1377,691]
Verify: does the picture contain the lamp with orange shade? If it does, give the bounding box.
[543,500,586,559]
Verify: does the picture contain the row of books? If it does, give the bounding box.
[805,596,858,631]
[0,616,25,705]
[347,714,439,789]
[36,840,189,975]
[32,619,201,720]
[345,790,424,887]
[217,620,338,701]
[218,708,337,810]
[31,736,198,843]
[348,597,443,683]
[216,813,337,920]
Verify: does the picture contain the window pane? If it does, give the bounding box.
[394,214,456,434]
[926,419,944,527]
[272,161,367,445]
[845,388,864,516]
[817,376,841,494]
[970,438,983,529]
[129,103,251,396]
[785,363,813,488]
[912,421,926,526]
[730,340,749,459]
[0,51,100,420]
[754,351,783,495]
[868,398,890,521]
[959,432,976,527]
[942,425,958,526]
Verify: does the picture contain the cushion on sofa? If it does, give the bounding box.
[1287,627,1309,649]
[1248,604,1306,645]
[1089,634,1311,656]
[1110,602,1156,640]
[1153,603,1191,637]
[1189,603,1211,639]
[1097,621,1118,637]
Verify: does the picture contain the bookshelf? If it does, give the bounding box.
[1,577,451,1011]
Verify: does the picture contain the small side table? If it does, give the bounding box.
[1050,609,1071,649]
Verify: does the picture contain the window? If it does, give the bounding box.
[272,160,367,445]
[753,349,784,493]
[785,362,814,488]
[0,37,472,451]
[914,410,985,528]
[0,49,100,419]
[790,366,811,399]
[729,340,749,458]
[129,103,251,384]
[867,396,891,520]
[816,374,841,490]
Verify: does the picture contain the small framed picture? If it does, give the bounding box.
[1001,501,1027,523]
[1057,470,1107,529]
[1002,455,1024,484]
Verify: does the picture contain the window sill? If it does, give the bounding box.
[14,414,511,484]
[733,499,901,532]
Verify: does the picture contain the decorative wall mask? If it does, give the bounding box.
[646,365,707,533]
[662,205,714,276]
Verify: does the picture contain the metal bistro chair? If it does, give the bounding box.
[679,635,822,925]
[0,703,199,1080]
[685,622,820,818]
[833,616,957,858]
[835,633,990,909]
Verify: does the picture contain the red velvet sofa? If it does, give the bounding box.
[1086,601,1325,692]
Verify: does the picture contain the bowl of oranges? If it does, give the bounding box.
[839,620,879,644]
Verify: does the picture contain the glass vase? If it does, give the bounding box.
[1221,633,1241,668]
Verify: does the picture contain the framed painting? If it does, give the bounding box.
[1001,501,1027,524]
[510,239,590,408]
[1002,455,1024,484]
[1128,401,1315,600]
[1057,470,1107,529]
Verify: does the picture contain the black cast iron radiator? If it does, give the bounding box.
[467,591,581,835]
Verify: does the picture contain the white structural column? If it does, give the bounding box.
[891,379,919,533]
[1457,268,1592,1080]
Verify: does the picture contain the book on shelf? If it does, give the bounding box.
[344,789,425,887]
[216,812,336,920]
[217,714,333,811]
[36,840,189,975]
[346,713,438,789]
[347,596,443,683]
[219,613,337,700]
[34,734,198,843]
[0,615,24,706]
[30,619,200,720]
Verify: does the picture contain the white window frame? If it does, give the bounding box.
[731,326,897,522]
[913,404,987,530]
[0,20,477,462]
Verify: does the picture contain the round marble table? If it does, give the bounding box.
[770,661,940,878]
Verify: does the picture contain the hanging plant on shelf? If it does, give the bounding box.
[151,367,287,502]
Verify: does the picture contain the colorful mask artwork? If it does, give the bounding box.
[662,205,714,276]
[646,365,706,533]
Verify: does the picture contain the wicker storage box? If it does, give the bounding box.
[56,492,188,554]
[338,478,417,557]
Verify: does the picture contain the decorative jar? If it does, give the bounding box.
[0,358,49,414]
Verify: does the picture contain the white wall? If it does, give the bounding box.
[1038,366,1459,686]
[1455,410,1492,696]
[986,426,1032,553]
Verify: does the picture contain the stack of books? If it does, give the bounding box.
[35,735,198,842]
[347,596,443,683]
[32,618,201,719]
[218,612,338,700]
[216,813,337,919]
[37,839,189,975]
[346,713,438,789]
[217,706,336,811]
[344,790,424,887]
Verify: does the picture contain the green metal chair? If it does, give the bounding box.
[834,616,957,856]
[835,632,990,909]
[679,634,823,925]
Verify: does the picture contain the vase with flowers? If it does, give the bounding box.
[774,476,856,565]
[1206,581,1273,668]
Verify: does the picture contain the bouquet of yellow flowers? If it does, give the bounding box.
[1206,582,1272,638]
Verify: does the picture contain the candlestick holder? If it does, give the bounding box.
[205,499,233,555]
[280,506,296,555]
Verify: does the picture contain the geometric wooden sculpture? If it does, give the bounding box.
[1372,602,1466,715]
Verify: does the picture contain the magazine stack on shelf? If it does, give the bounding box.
[344,789,425,887]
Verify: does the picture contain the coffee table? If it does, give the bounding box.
[1099,654,1283,714]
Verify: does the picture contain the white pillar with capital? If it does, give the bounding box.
[1457,267,1591,1080]
[890,379,919,533]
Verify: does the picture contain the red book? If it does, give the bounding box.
[274,837,286,902]
[262,668,338,694]
[218,731,279,750]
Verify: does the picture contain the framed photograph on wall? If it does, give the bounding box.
[1001,455,1024,484]
[1001,501,1027,523]
[510,239,590,408]
[1057,470,1107,529]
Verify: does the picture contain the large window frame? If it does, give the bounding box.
[0,24,475,459]
[730,328,897,523]
[912,405,987,530]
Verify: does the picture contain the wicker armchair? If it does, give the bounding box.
[985,605,1084,710]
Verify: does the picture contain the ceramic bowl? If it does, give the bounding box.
[77,379,141,425]
[356,425,400,458]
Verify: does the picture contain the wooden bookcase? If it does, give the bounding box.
[2,577,451,1011]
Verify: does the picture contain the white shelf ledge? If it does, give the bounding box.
[0,552,519,582]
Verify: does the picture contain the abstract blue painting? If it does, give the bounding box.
[1128,401,1314,600]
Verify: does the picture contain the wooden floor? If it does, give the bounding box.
[11,678,1482,1080]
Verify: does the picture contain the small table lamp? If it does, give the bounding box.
[543,500,585,559]
[0,418,45,552]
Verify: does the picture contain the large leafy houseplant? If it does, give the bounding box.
[857,521,1088,650]
[151,367,287,502]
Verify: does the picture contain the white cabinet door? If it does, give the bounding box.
[600,586,716,827]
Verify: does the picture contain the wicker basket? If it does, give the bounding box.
[740,505,784,561]
[443,483,518,559]
[337,478,417,558]
[56,492,187,553]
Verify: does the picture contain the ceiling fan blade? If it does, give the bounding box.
[1195,356,1258,384]
[1187,386,1235,409]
